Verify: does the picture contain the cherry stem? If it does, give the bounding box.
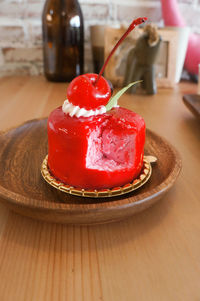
[93,17,147,86]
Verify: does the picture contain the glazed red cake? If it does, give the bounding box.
[47,106,145,189]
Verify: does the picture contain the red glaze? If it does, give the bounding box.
[48,107,146,189]
[67,73,111,110]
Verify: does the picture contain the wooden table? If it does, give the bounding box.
[0,76,199,301]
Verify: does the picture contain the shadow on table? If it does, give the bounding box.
[180,113,200,139]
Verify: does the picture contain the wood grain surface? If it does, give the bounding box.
[0,76,199,301]
[0,119,181,224]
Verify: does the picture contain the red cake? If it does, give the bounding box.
[48,105,145,189]
[47,17,147,190]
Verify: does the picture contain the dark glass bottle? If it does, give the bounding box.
[42,0,84,82]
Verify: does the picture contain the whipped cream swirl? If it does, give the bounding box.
[62,99,106,118]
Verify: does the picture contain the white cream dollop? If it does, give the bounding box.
[62,99,107,118]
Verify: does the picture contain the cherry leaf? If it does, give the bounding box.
[105,80,142,112]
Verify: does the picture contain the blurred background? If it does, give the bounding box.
[0,0,200,78]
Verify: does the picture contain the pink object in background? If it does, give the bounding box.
[161,0,200,76]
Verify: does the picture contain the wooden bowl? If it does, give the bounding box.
[0,119,181,225]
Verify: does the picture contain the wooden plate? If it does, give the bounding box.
[0,119,181,225]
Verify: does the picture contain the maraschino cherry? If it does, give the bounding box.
[67,17,147,111]
[67,73,111,110]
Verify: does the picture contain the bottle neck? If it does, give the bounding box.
[62,0,80,9]
[45,0,81,11]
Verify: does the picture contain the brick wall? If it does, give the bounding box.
[0,0,200,77]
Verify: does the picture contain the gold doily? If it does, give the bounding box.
[41,155,156,198]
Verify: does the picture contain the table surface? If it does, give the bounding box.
[0,76,199,301]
